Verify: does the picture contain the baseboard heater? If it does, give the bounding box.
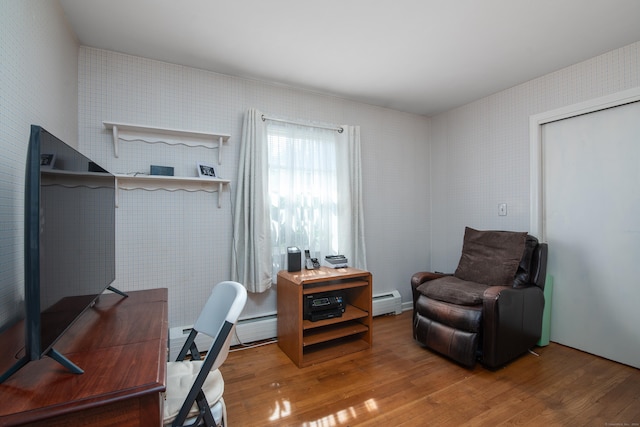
[169,313,278,361]
[372,290,402,317]
[169,290,402,360]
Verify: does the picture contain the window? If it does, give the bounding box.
[232,108,364,293]
[267,121,339,277]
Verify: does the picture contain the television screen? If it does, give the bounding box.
[38,128,116,351]
[0,125,116,383]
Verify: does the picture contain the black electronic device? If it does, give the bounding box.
[304,291,345,321]
[287,246,301,272]
[150,165,174,176]
[0,125,124,384]
[308,308,344,322]
[88,161,108,173]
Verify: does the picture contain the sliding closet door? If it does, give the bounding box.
[542,100,640,368]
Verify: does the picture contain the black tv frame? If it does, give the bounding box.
[0,125,126,384]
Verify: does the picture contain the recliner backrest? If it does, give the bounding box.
[531,243,548,290]
[513,235,538,288]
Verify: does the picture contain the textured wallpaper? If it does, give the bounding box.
[0,0,79,330]
[429,41,640,272]
[77,47,431,327]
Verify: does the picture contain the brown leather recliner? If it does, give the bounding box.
[411,227,548,369]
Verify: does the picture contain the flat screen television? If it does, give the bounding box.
[0,125,122,383]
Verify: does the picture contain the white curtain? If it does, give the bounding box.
[337,125,367,270]
[231,108,272,293]
[233,109,367,292]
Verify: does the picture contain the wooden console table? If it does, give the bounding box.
[0,288,168,426]
[277,267,372,368]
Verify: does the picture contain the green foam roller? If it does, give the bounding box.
[537,275,553,346]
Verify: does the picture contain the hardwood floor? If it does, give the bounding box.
[221,311,640,426]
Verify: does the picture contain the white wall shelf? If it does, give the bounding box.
[41,169,114,188]
[102,120,232,208]
[114,175,230,208]
[103,121,230,164]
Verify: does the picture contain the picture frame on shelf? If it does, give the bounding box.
[40,153,56,169]
[197,162,217,178]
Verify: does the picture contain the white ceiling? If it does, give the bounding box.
[59,0,640,116]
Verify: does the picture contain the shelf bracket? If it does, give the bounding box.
[112,125,120,158]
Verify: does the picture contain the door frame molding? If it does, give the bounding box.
[529,86,640,241]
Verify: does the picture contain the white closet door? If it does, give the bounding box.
[542,100,640,368]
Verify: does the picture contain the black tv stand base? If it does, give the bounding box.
[107,285,129,298]
[0,286,129,384]
[0,356,28,384]
[0,347,83,384]
[47,347,83,375]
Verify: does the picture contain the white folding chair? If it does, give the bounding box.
[164,281,247,427]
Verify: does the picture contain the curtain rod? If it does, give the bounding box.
[261,114,343,133]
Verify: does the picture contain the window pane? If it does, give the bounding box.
[267,123,339,276]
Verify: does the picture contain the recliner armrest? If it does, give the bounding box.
[411,271,448,289]
[482,285,511,301]
[482,285,545,369]
[411,272,449,312]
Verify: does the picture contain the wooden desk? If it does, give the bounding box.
[0,288,168,426]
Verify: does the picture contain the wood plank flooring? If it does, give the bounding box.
[221,311,640,426]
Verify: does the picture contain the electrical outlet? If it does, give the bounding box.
[498,203,507,216]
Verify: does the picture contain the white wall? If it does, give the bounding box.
[77,48,431,327]
[0,1,79,328]
[429,41,640,272]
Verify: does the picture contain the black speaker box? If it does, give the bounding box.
[287,247,301,272]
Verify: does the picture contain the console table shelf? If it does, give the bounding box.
[302,304,368,330]
[303,321,369,346]
[302,279,370,294]
[277,267,372,368]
